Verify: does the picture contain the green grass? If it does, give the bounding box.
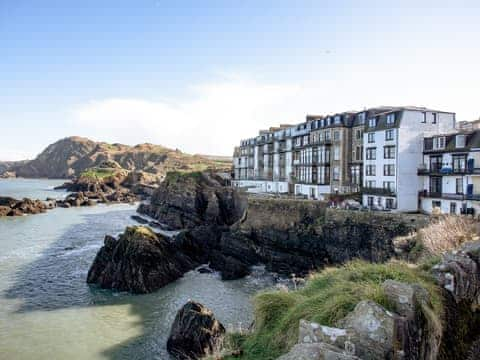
[226,260,442,360]
[79,168,117,180]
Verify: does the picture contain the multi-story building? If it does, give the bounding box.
[233,106,461,213]
[362,107,456,212]
[418,130,480,214]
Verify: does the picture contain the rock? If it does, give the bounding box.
[0,196,18,207]
[336,300,395,360]
[137,171,247,229]
[277,343,360,360]
[87,226,196,293]
[167,301,225,360]
[209,251,250,280]
[131,215,149,224]
[196,265,213,274]
[432,240,480,308]
[0,206,11,216]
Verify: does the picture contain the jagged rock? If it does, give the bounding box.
[277,342,360,360]
[137,171,247,229]
[0,196,48,216]
[167,301,225,360]
[131,215,149,224]
[432,241,480,307]
[209,251,250,280]
[86,226,196,293]
[336,300,395,359]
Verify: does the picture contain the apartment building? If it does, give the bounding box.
[362,107,456,212]
[419,130,480,215]
[233,106,458,212]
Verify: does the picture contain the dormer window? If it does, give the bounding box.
[368,118,377,128]
[386,113,395,125]
[433,136,446,150]
[456,134,466,148]
[358,112,366,124]
[334,115,341,124]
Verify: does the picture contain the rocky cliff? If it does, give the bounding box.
[0,136,231,179]
[137,172,425,278]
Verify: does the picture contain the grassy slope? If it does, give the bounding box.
[227,260,442,360]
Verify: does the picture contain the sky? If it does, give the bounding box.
[1,0,480,160]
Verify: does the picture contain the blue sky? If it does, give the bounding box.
[1,0,480,160]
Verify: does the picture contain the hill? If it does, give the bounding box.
[0,136,231,179]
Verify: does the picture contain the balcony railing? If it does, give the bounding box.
[419,191,480,201]
[362,187,396,196]
[418,164,480,175]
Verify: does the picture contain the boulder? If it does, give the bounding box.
[167,301,225,360]
[0,206,11,216]
[87,226,196,293]
[277,343,360,360]
[336,300,395,360]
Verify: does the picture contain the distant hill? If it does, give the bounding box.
[0,136,232,179]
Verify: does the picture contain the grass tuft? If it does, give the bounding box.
[227,260,442,360]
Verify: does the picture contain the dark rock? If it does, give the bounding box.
[167,301,225,360]
[196,265,213,274]
[0,206,11,216]
[210,251,250,280]
[87,226,196,293]
[131,215,149,224]
[0,196,19,207]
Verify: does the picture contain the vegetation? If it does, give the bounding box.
[225,260,442,360]
[419,215,479,254]
[79,168,118,180]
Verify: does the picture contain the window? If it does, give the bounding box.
[450,202,457,214]
[334,115,341,124]
[351,165,361,185]
[456,135,466,148]
[429,155,443,172]
[333,130,341,141]
[366,165,376,176]
[368,118,377,128]
[422,112,427,123]
[358,112,366,124]
[429,177,442,194]
[356,129,363,139]
[383,181,395,191]
[384,164,395,176]
[385,129,394,141]
[366,180,376,188]
[366,147,376,160]
[433,136,446,150]
[367,132,375,143]
[325,130,331,141]
[386,113,395,125]
[432,113,437,124]
[386,198,395,209]
[355,146,363,161]
[333,146,340,160]
[367,196,374,207]
[384,146,395,159]
[432,200,441,209]
[456,178,463,194]
[333,166,340,181]
[452,155,467,173]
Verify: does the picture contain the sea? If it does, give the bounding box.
[0,178,274,359]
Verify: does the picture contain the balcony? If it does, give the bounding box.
[419,191,480,201]
[362,187,396,196]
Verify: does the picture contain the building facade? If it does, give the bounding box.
[232,106,470,214]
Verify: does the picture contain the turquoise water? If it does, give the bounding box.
[0,179,273,360]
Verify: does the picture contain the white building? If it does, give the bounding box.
[362,107,456,212]
[419,130,480,215]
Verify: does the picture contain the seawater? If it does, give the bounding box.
[0,179,273,359]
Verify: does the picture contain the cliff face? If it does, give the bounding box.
[1,137,231,179]
[138,173,424,277]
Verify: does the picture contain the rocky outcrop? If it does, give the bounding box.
[167,301,225,360]
[0,196,48,216]
[277,342,360,360]
[137,172,246,229]
[0,136,231,179]
[138,172,423,279]
[86,226,196,293]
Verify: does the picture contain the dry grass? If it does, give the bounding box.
[419,215,480,254]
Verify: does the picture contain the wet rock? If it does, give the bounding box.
[167,301,225,360]
[87,226,196,293]
[277,342,360,360]
[209,252,250,280]
[0,196,47,216]
[0,206,11,216]
[131,215,149,224]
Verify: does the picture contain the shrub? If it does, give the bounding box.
[419,215,479,255]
